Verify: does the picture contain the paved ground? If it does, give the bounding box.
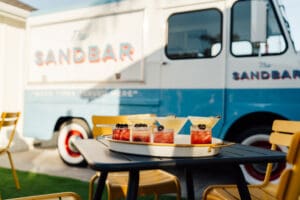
[0,147,233,200]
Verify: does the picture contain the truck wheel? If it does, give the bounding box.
[236,126,287,184]
[57,119,90,166]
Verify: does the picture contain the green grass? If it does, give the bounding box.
[0,167,90,199]
[0,167,180,199]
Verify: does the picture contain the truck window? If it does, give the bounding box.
[166,9,222,59]
[231,0,287,56]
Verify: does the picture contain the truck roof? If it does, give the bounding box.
[29,0,221,17]
[30,0,122,16]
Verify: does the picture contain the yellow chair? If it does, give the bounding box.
[202,119,300,200]
[89,115,181,200]
[0,112,21,189]
[6,192,82,200]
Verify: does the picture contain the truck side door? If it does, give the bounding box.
[159,2,226,132]
[226,0,297,128]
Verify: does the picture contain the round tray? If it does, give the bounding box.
[104,135,224,157]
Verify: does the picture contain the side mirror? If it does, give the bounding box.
[250,0,267,43]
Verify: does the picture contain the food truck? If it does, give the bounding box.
[24,0,300,184]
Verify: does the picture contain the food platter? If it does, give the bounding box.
[104,135,225,157]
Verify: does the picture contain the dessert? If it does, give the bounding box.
[190,124,212,144]
[188,116,221,144]
[132,123,151,142]
[153,125,174,144]
[112,123,130,141]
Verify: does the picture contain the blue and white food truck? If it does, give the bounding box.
[24,0,300,184]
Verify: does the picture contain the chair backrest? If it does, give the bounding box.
[92,114,155,138]
[0,112,20,149]
[276,132,300,200]
[262,120,300,185]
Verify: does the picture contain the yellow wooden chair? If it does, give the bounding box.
[89,114,181,200]
[0,112,21,189]
[6,192,82,200]
[202,119,300,200]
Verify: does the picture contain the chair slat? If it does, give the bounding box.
[248,187,277,200]
[92,126,112,137]
[207,187,238,200]
[7,191,82,200]
[2,112,20,118]
[92,114,156,137]
[272,120,300,134]
[92,116,129,138]
[269,131,293,147]
[2,120,18,126]
[92,114,155,125]
[92,115,129,125]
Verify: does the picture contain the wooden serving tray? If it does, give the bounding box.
[104,135,225,157]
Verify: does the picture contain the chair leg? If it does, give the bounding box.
[7,151,20,189]
[175,179,182,200]
[176,190,181,200]
[89,172,100,200]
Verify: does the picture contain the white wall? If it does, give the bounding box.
[0,17,25,111]
[0,3,32,151]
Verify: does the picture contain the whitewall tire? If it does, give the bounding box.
[57,120,90,166]
[240,134,287,184]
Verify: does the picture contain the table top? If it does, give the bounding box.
[73,139,286,172]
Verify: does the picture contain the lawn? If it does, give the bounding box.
[0,167,90,199]
[0,167,179,199]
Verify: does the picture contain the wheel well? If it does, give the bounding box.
[225,112,286,141]
[54,117,92,134]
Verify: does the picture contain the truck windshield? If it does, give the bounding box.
[277,0,300,51]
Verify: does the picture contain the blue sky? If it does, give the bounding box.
[20,0,92,10]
